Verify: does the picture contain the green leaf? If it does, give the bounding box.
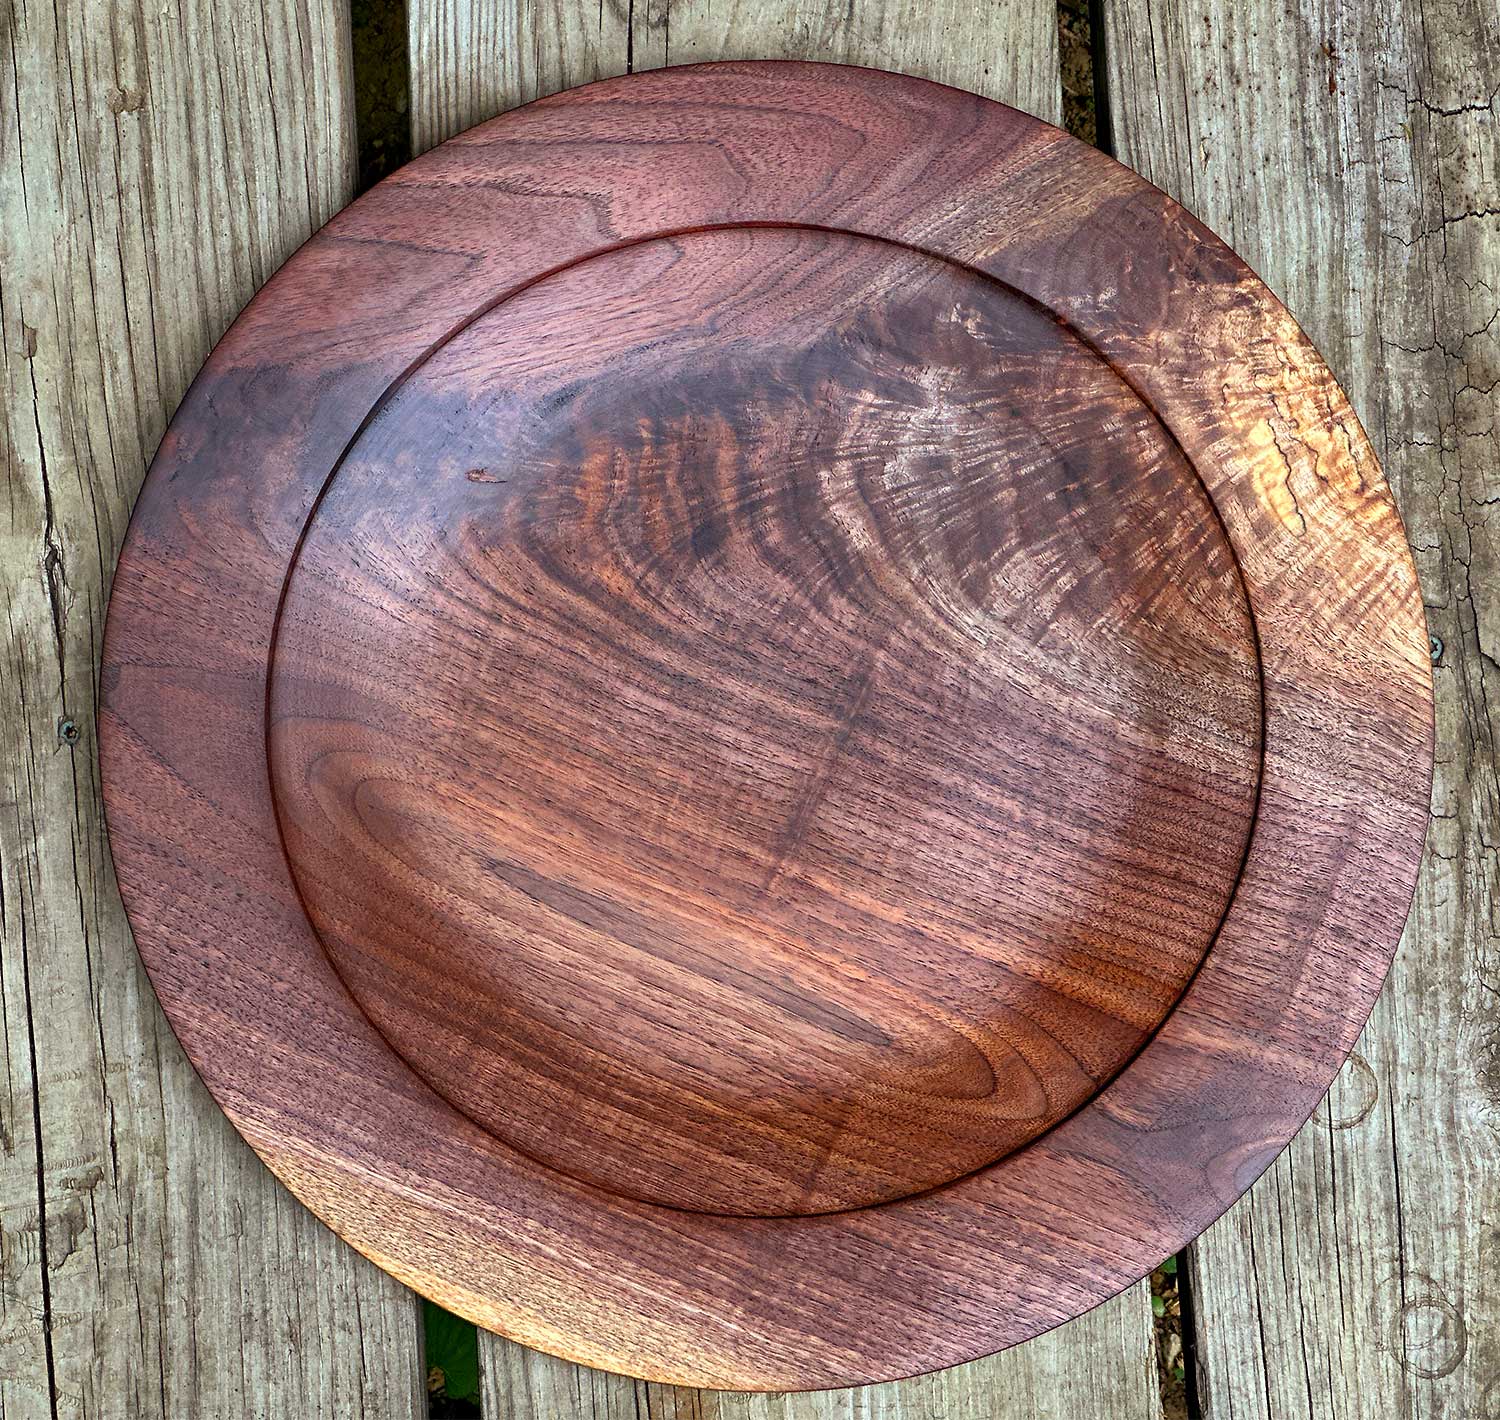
[424,1300,481,1403]
[1151,1294,1166,1317]
[1160,1255,1178,1276]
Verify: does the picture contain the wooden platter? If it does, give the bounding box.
[100,62,1433,1390]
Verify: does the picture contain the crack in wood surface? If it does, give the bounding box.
[1104,1,1498,1415]
[4,0,1479,1414]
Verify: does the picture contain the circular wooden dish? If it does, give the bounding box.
[101,62,1433,1391]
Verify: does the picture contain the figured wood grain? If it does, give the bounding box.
[0,3,422,1417]
[100,59,1431,1396]
[270,225,1261,1219]
[1102,1,1498,1415]
[405,7,1158,1411]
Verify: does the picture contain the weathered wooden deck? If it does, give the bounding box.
[2,1,1494,1416]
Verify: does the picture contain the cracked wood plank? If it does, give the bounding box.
[0,2,423,1416]
[404,4,1161,1417]
[1102,0,1498,1415]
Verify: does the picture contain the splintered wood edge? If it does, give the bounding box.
[99,63,1433,1390]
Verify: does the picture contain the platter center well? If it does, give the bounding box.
[267,227,1262,1216]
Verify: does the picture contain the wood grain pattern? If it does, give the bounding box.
[269,225,1261,1218]
[1103,1,1497,1415]
[404,6,1162,1409]
[623,0,1061,125]
[482,1294,1160,1420]
[411,0,628,154]
[0,3,423,1417]
[99,63,1432,1391]
[408,0,1061,155]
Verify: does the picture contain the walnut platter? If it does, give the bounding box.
[101,64,1433,1390]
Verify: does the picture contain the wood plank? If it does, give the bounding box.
[411,0,1060,154]
[482,1284,1161,1417]
[411,0,630,154]
[625,0,1061,126]
[404,4,1159,1416]
[0,2,423,1416]
[1102,1,1499,1415]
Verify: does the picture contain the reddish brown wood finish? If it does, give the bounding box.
[100,63,1432,1389]
[271,228,1261,1216]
